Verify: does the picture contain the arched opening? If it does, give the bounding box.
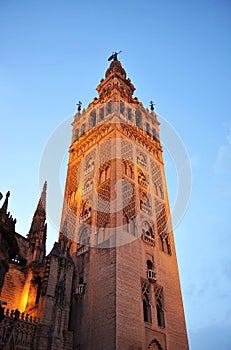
[106,102,112,114]
[90,110,96,127]
[99,107,104,120]
[143,297,152,323]
[120,102,125,114]
[135,110,142,127]
[147,259,153,270]
[156,299,165,328]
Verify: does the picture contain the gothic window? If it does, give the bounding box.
[166,238,171,255]
[123,161,134,179]
[154,286,165,328]
[143,298,152,323]
[142,221,155,245]
[135,110,142,127]
[90,110,96,127]
[160,236,165,252]
[141,281,152,324]
[152,128,159,142]
[99,107,104,120]
[120,102,125,114]
[156,300,165,328]
[146,122,151,136]
[148,339,163,350]
[147,260,153,270]
[127,107,132,121]
[99,166,110,184]
[106,102,112,114]
[123,216,136,236]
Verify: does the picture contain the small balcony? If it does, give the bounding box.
[75,284,85,298]
[146,269,156,283]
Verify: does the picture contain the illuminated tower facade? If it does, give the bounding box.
[61,57,189,350]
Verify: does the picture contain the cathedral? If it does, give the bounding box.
[0,56,189,349]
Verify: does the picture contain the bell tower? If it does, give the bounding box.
[60,56,189,350]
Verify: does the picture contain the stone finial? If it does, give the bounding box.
[0,191,10,213]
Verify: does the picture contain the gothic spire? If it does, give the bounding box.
[27,182,47,263]
[0,191,10,213]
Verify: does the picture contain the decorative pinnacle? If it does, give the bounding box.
[0,191,10,213]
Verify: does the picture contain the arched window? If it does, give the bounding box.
[90,110,96,128]
[120,102,125,114]
[154,286,165,328]
[142,221,155,244]
[135,110,142,127]
[106,102,112,114]
[99,107,104,120]
[143,297,152,323]
[146,122,151,136]
[156,299,165,328]
[127,108,132,121]
[147,259,153,270]
[99,166,110,184]
[166,237,171,255]
[123,161,134,179]
[148,339,163,350]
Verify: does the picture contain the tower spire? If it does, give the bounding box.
[27,182,47,263]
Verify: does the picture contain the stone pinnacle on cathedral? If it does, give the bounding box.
[0,191,10,213]
[28,181,47,237]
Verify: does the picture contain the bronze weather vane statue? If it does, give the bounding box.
[108,51,122,62]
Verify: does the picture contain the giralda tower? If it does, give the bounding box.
[60,56,189,350]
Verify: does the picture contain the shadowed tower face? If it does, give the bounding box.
[61,58,189,350]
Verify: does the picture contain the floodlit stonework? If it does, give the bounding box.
[0,58,189,349]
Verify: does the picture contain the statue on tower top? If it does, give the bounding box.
[108,51,122,62]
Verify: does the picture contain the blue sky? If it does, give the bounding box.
[1,0,231,348]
